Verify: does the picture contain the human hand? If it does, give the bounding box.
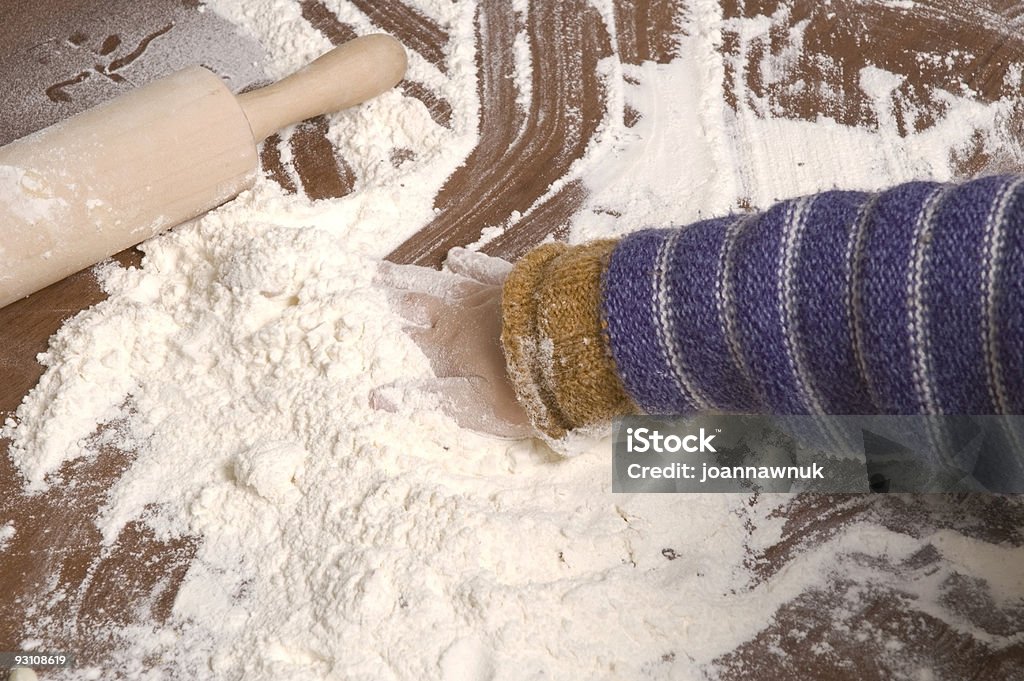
[372,248,533,439]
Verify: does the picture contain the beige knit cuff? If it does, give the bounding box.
[500,240,637,441]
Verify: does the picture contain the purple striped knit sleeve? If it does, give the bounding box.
[856,180,943,414]
[991,180,1024,414]
[601,175,1024,417]
[599,217,762,414]
[793,190,874,413]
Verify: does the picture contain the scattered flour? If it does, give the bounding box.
[2,0,1023,679]
[511,13,533,112]
[0,166,69,225]
[570,3,1024,240]
[0,522,14,552]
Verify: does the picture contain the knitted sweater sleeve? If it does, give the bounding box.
[500,175,1024,440]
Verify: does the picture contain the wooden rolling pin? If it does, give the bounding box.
[0,34,407,309]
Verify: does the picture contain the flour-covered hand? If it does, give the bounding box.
[373,248,533,439]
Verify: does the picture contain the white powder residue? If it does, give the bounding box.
[3,0,1024,679]
[570,1,740,239]
[881,0,917,9]
[859,64,908,132]
[0,166,69,224]
[571,3,1024,241]
[0,522,14,551]
[0,0,267,157]
[512,20,533,112]
[571,56,738,239]
[204,0,331,79]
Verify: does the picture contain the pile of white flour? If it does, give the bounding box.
[3,1,1023,679]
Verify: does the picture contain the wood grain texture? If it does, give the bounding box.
[387,0,617,266]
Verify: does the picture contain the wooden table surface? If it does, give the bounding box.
[2,1,1023,678]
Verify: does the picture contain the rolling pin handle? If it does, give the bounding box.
[237,33,408,142]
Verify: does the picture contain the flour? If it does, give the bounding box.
[1,0,267,146]
[511,12,533,112]
[3,0,1023,679]
[0,522,14,552]
[570,4,1024,241]
[0,166,69,225]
